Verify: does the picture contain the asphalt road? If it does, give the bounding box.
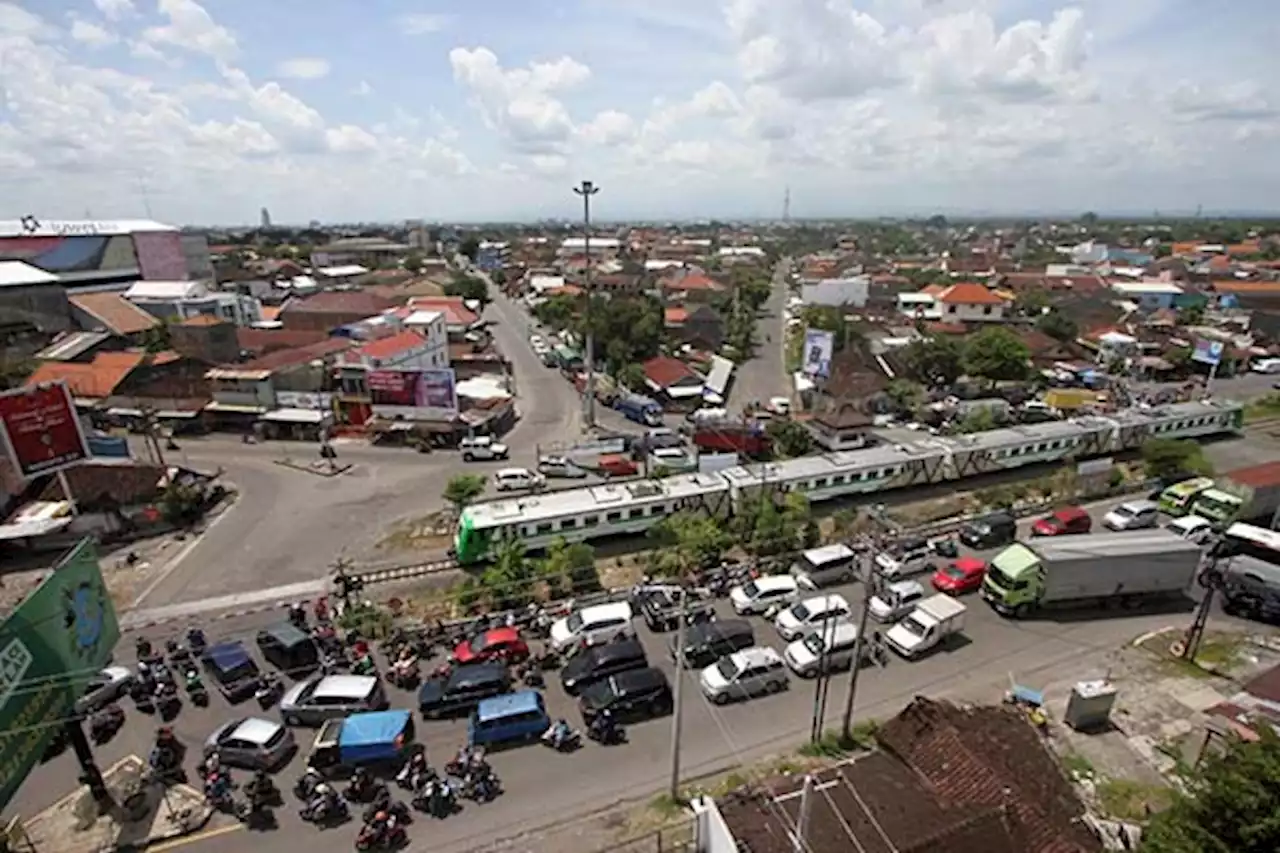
[727,260,790,412]
[25,492,1258,853]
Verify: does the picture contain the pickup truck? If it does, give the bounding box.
[460,436,509,462]
[630,584,715,632]
[884,595,966,659]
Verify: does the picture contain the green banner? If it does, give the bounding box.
[0,539,119,812]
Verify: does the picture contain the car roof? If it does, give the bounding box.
[205,641,252,670]
[497,467,533,477]
[797,594,849,612]
[311,674,377,700]
[728,646,783,669]
[229,717,283,744]
[612,667,668,693]
[691,618,752,642]
[477,626,521,645]
[752,575,798,592]
[806,619,858,646]
[475,689,543,722]
[591,637,645,661]
[885,579,924,595]
[451,661,508,686]
[1054,506,1087,518]
[1118,500,1158,512]
[952,557,987,571]
[578,601,633,622]
[1172,516,1211,530]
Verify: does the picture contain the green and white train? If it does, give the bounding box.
[452,399,1244,564]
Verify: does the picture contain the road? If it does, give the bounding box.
[25,491,1258,853]
[727,260,790,411]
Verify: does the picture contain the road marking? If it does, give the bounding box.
[147,823,243,852]
[121,578,328,629]
[129,495,240,609]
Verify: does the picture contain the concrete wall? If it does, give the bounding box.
[0,283,71,333]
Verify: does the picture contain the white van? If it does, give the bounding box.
[494,467,545,492]
[784,619,860,677]
[549,601,635,653]
[775,595,851,641]
[791,544,857,590]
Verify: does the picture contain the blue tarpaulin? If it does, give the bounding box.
[339,710,411,764]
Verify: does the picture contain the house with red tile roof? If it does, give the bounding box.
[899,282,1010,324]
[68,292,161,339]
[660,268,727,302]
[641,355,704,404]
[406,296,480,338]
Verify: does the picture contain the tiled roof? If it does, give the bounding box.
[24,351,148,399]
[39,461,168,507]
[346,330,425,362]
[239,338,352,372]
[235,328,331,355]
[407,296,479,327]
[180,314,226,327]
[664,307,690,325]
[1210,280,1280,294]
[280,290,399,315]
[937,283,1007,305]
[642,355,702,388]
[662,271,725,291]
[68,292,161,336]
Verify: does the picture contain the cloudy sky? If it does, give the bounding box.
[0,0,1277,225]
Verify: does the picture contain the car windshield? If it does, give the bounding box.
[790,603,810,622]
[741,581,759,598]
[943,566,967,579]
[566,612,584,633]
[715,658,739,681]
[471,631,494,652]
[802,634,826,656]
[901,616,927,637]
[1114,506,1136,518]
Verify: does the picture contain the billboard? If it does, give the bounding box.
[0,382,91,480]
[803,328,835,379]
[0,540,119,811]
[1192,339,1225,367]
[369,369,458,421]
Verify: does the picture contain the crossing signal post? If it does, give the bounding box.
[333,559,363,608]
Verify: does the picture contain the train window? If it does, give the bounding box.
[584,515,599,527]
[629,508,644,519]
[606,511,622,522]
[650,504,666,515]
[561,518,578,530]
[536,523,553,534]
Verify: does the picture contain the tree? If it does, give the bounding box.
[540,537,599,593]
[1141,438,1212,480]
[1015,289,1051,317]
[1036,310,1078,343]
[402,250,425,272]
[884,380,923,414]
[901,336,964,385]
[444,273,489,306]
[459,236,480,261]
[1177,303,1206,326]
[442,474,486,515]
[142,321,172,353]
[617,363,647,394]
[1079,211,1099,226]
[766,419,813,458]
[962,327,1031,382]
[1141,726,1280,853]
[801,306,851,351]
[955,406,997,434]
[480,539,536,609]
[647,512,732,577]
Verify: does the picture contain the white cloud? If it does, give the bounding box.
[326,124,378,154]
[69,16,118,48]
[450,46,591,152]
[578,110,636,146]
[143,0,238,61]
[93,0,135,21]
[128,39,172,63]
[353,80,374,96]
[0,3,55,37]
[398,13,451,35]
[277,58,331,80]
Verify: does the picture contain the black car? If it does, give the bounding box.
[578,668,673,724]
[632,587,715,631]
[256,622,319,676]
[958,511,1017,549]
[669,619,754,669]
[560,637,648,695]
[417,661,510,718]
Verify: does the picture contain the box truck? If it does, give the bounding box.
[981,529,1202,618]
[884,595,966,659]
[1190,462,1280,529]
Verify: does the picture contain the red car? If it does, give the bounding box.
[451,626,529,665]
[1030,505,1091,537]
[932,557,987,595]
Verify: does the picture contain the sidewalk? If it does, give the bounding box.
[120,579,326,630]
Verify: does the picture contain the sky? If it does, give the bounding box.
[1,0,1278,225]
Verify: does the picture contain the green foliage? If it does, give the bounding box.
[480,539,536,609]
[766,419,813,458]
[955,406,998,434]
[1016,289,1051,316]
[1177,304,1206,326]
[1036,309,1078,342]
[884,379,923,413]
[458,236,480,261]
[801,306,852,351]
[442,474,487,514]
[1140,726,1280,853]
[533,293,578,331]
[1141,439,1212,479]
[740,491,813,557]
[901,336,965,385]
[541,537,599,593]
[160,482,203,525]
[617,363,647,393]
[647,512,733,577]
[535,294,664,373]
[444,273,489,305]
[142,321,172,353]
[961,326,1031,382]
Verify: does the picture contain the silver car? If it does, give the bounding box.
[205,717,295,770]
[279,674,386,727]
[75,666,134,716]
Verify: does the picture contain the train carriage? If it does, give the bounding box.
[1120,399,1245,448]
[950,416,1120,477]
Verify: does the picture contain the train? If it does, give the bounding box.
[451,399,1244,564]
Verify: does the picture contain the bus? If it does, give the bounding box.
[1218,522,1280,566]
[1156,477,1215,517]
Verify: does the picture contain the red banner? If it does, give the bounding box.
[0,382,90,479]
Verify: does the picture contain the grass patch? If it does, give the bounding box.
[648,793,687,817]
[337,602,395,638]
[1244,393,1280,423]
[798,722,880,758]
[1140,630,1247,679]
[1194,636,1245,671]
[1095,778,1175,822]
[1060,752,1096,778]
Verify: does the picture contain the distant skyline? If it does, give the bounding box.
[2,1,1279,225]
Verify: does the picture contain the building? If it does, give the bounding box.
[800,276,870,308]
[204,338,350,430]
[314,265,370,286]
[278,290,400,333]
[170,315,240,364]
[899,283,1008,323]
[1110,280,1184,312]
[475,241,510,272]
[661,268,727,302]
[341,328,446,372]
[0,259,70,336]
[67,292,161,341]
[26,349,210,427]
[404,297,479,340]
[311,237,411,269]
[665,304,725,350]
[642,355,705,407]
[260,207,272,229]
[557,236,622,260]
[124,280,262,326]
[0,218,204,290]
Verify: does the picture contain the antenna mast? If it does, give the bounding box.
[783,186,791,223]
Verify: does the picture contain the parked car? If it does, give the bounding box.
[451,626,530,665]
[417,661,511,718]
[204,717,295,770]
[549,601,635,654]
[202,641,262,704]
[494,467,545,492]
[729,575,800,616]
[597,454,638,478]
[578,668,673,724]
[460,435,509,462]
[1165,515,1215,544]
[560,637,648,695]
[873,536,936,578]
[75,666,134,716]
[699,647,789,705]
[1030,506,1092,537]
[931,557,987,595]
[775,595,851,641]
[783,619,860,677]
[867,580,926,622]
[669,619,756,669]
[280,674,387,726]
[957,511,1017,549]
[1103,500,1159,531]
[538,455,588,479]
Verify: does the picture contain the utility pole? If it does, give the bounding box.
[668,587,687,800]
[839,541,876,744]
[574,180,600,429]
[809,594,833,744]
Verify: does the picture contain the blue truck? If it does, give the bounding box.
[615,394,663,427]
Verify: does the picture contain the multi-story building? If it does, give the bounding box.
[124,280,263,326]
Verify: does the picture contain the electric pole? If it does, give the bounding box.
[668,587,687,800]
[574,180,600,429]
[839,540,876,743]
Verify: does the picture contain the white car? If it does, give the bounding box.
[494,467,545,491]
[729,575,800,616]
[1166,515,1215,543]
[775,595,851,641]
[538,455,588,478]
[783,619,860,677]
[699,646,788,704]
[548,601,635,654]
[75,666,134,715]
[460,435,509,462]
[767,397,791,416]
[1103,500,1159,531]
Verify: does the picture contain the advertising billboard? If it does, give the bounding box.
[1192,339,1225,367]
[369,369,459,421]
[803,328,835,379]
[0,540,119,811]
[0,382,91,480]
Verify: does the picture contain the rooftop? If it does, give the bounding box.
[643,355,703,388]
[315,264,370,278]
[407,296,479,327]
[234,338,352,373]
[281,290,399,316]
[345,330,426,363]
[69,292,161,336]
[0,219,176,238]
[937,283,1007,305]
[0,260,59,288]
[24,350,162,400]
[125,280,207,301]
[35,331,111,362]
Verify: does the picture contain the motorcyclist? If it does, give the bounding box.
[135,636,153,661]
[247,769,274,803]
[205,770,232,802]
[151,727,182,770]
[396,750,428,788]
[349,766,375,799]
[186,626,206,651]
[365,810,391,844]
[352,652,376,676]
[288,602,307,628]
[314,596,330,623]
[589,709,618,742]
[183,667,204,690]
[545,718,573,749]
[306,782,339,819]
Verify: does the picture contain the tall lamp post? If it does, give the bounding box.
[574,180,600,428]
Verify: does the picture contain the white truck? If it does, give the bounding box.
[884,595,967,659]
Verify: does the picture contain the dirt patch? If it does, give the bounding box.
[375,511,453,553]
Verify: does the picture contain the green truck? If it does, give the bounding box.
[1190,462,1280,528]
[981,529,1203,618]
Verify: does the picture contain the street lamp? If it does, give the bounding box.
[574,180,600,428]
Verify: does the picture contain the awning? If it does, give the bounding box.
[108,407,203,419]
[704,355,734,397]
[0,517,73,541]
[206,401,268,414]
[260,408,331,424]
[665,385,705,399]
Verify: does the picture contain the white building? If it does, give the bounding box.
[124,279,262,326]
[897,283,1009,323]
[800,276,869,308]
[557,236,622,258]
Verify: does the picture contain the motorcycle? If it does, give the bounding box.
[540,721,581,752]
[89,705,125,744]
[165,638,191,665]
[461,769,501,803]
[587,716,625,746]
[444,748,484,779]
[344,774,382,804]
[416,778,458,818]
[184,669,209,707]
[294,768,324,801]
[204,776,236,812]
[395,756,433,791]
[386,659,419,689]
[245,773,281,807]
[299,792,349,825]
[186,627,208,657]
[155,679,181,719]
[255,673,283,708]
[362,790,411,825]
[355,819,407,851]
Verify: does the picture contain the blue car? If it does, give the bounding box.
[469,690,550,748]
[308,709,416,776]
[202,641,260,703]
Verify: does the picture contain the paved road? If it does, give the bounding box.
[728,260,790,412]
[28,492,1256,853]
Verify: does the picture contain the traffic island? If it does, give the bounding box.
[273,457,354,477]
[23,755,218,853]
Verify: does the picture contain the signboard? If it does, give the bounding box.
[369,369,458,421]
[275,391,333,411]
[0,540,118,811]
[0,382,91,480]
[1192,339,1225,367]
[802,329,835,379]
